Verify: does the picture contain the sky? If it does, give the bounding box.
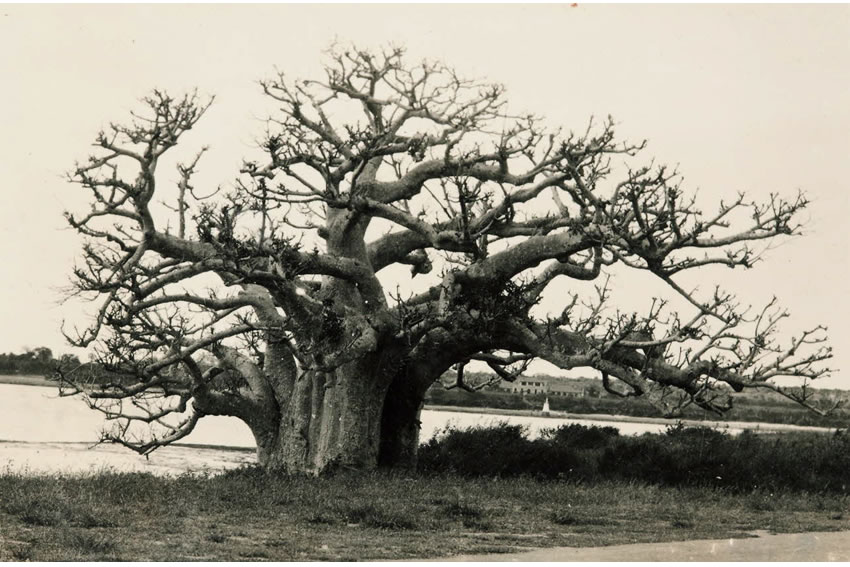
[0,4,848,388]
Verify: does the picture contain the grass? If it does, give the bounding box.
[0,467,848,561]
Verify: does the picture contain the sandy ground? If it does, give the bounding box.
[0,375,54,387]
[440,530,850,561]
[0,441,254,476]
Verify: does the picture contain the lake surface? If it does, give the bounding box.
[0,382,829,476]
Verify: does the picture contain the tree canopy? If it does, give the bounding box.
[61,46,832,472]
[0,348,80,375]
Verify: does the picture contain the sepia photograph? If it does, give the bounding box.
[0,3,848,561]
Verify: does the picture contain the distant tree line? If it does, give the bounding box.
[0,347,81,376]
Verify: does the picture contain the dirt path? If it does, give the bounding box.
[441,530,850,562]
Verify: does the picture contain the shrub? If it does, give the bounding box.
[417,422,850,493]
[664,422,730,444]
[418,423,531,476]
[542,423,620,449]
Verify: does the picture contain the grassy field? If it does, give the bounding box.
[0,468,847,561]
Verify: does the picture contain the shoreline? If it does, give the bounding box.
[1,377,838,435]
[0,439,255,454]
[0,375,55,388]
[423,404,837,435]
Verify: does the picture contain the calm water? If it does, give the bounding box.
[0,382,826,476]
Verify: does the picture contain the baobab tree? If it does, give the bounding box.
[62,46,832,473]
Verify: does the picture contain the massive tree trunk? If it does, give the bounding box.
[235,333,432,474]
[250,363,391,473]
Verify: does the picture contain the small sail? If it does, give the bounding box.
[542,397,551,414]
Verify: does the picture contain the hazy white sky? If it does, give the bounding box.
[1,4,848,387]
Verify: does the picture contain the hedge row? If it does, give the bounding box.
[417,422,850,493]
